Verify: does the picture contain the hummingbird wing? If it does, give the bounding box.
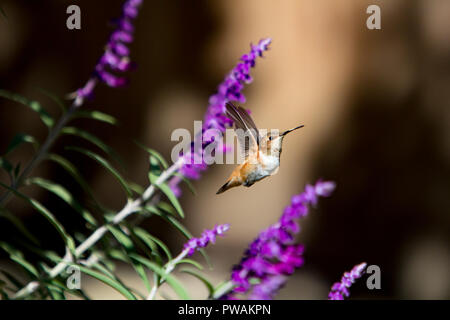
[226,102,260,159]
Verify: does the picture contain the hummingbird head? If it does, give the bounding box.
[261,125,304,156]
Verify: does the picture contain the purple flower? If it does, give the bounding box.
[74,0,143,106]
[183,224,230,256]
[170,38,272,195]
[223,180,336,300]
[328,262,367,300]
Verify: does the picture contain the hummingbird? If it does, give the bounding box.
[216,102,304,194]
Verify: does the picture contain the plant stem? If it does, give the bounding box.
[212,281,235,300]
[13,158,183,299]
[146,248,189,300]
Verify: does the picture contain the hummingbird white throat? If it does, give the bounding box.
[216,102,304,194]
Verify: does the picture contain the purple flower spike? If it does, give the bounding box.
[183,224,230,256]
[74,0,143,106]
[170,38,272,195]
[328,262,367,300]
[223,180,335,300]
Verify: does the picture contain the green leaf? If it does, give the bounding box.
[0,207,40,245]
[106,225,133,250]
[126,229,164,266]
[133,263,152,293]
[149,173,184,219]
[134,141,168,169]
[129,254,189,300]
[149,156,162,176]
[112,248,152,294]
[160,214,192,239]
[128,182,144,196]
[0,6,7,19]
[180,268,214,297]
[72,110,117,125]
[0,288,9,300]
[26,177,97,227]
[46,153,104,211]
[133,226,172,260]
[213,281,235,299]
[0,90,54,128]
[176,259,203,270]
[0,242,39,277]
[89,261,118,280]
[0,157,13,173]
[143,204,163,216]
[0,181,76,253]
[37,88,67,113]
[157,202,177,217]
[20,246,60,266]
[61,127,122,165]
[66,146,132,199]
[74,264,137,300]
[106,227,153,292]
[46,284,66,300]
[107,248,128,261]
[0,269,25,290]
[44,278,91,300]
[4,133,38,155]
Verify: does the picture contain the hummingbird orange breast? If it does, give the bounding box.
[238,151,280,186]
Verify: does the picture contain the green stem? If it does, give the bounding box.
[147,248,189,300]
[212,281,235,300]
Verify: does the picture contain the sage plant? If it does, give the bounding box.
[223,180,336,300]
[328,262,367,300]
[75,0,143,107]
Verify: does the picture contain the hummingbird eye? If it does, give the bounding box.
[268,135,273,141]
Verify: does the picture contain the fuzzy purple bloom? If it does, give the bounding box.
[223,180,336,300]
[328,262,367,300]
[183,224,230,256]
[75,0,143,106]
[170,38,271,195]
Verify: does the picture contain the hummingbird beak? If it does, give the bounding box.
[281,125,304,137]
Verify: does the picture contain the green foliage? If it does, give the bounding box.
[37,88,67,113]
[135,141,169,169]
[45,153,105,211]
[130,254,190,300]
[0,207,40,245]
[133,226,172,260]
[5,134,39,155]
[26,177,97,227]
[66,146,133,199]
[0,181,76,253]
[181,268,214,297]
[72,110,117,125]
[0,5,6,19]
[61,127,123,165]
[0,242,39,278]
[0,91,218,300]
[74,264,137,300]
[0,90,54,128]
[0,157,13,174]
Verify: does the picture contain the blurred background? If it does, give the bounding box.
[0,0,449,299]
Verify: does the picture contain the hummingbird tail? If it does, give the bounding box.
[216,179,240,194]
[216,182,231,194]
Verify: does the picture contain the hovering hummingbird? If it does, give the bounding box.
[216,102,304,194]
